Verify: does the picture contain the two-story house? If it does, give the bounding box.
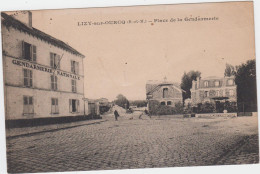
[190,76,237,111]
[146,77,183,110]
[1,11,86,120]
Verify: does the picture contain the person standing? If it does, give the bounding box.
[114,110,119,121]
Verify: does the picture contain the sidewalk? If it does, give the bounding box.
[6,118,107,139]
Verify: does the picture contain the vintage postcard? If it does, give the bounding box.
[1,1,258,173]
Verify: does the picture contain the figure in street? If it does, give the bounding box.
[114,110,119,121]
[145,109,151,119]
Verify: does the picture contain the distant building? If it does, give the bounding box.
[97,98,109,106]
[1,11,85,120]
[146,77,183,109]
[190,76,237,111]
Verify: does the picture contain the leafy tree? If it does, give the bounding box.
[181,71,201,102]
[235,59,257,112]
[114,94,130,109]
[224,63,236,77]
[129,100,147,107]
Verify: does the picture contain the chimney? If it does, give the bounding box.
[11,11,32,28]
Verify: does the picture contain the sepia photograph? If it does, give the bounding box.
[0,0,259,173]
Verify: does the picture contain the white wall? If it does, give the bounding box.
[2,24,85,119]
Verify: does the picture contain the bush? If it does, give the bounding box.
[148,100,184,115]
[99,105,111,114]
[225,101,237,113]
[198,102,216,113]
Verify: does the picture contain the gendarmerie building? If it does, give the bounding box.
[1,11,86,120]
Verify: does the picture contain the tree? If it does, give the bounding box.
[224,63,236,77]
[235,59,257,112]
[181,71,201,102]
[129,100,147,107]
[114,94,130,109]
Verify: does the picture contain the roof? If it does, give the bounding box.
[146,80,183,95]
[1,12,85,58]
[202,76,222,80]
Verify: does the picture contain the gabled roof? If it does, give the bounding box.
[146,81,183,95]
[1,12,85,58]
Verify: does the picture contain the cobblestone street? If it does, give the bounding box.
[6,114,259,173]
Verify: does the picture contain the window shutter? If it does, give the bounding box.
[71,61,74,73]
[51,75,54,90]
[23,96,28,105]
[76,62,79,74]
[50,53,54,67]
[22,41,25,59]
[56,55,61,69]
[29,44,33,61]
[32,45,37,62]
[77,100,79,112]
[69,99,72,113]
[30,70,33,87]
[74,80,77,92]
[55,76,58,90]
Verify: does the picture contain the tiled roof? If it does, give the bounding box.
[1,12,85,58]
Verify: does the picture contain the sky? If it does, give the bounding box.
[27,1,255,101]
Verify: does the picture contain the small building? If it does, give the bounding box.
[83,98,100,116]
[190,76,237,112]
[2,11,85,120]
[146,77,183,109]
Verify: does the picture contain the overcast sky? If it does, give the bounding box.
[28,1,255,101]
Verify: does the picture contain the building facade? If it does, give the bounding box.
[190,76,237,107]
[146,78,183,107]
[1,11,86,120]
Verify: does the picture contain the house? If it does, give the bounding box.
[1,11,86,120]
[190,76,237,112]
[146,77,183,110]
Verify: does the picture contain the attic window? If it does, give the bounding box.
[163,88,168,98]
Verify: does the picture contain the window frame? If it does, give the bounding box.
[22,41,37,62]
[227,79,234,86]
[51,98,59,114]
[71,79,77,93]
[50,52,61,69]
[204,81,209,87]
[163,88,168,98]
[23,68,33,87]
[69,99,80,113]
[51,74,58,91]
[71,60,79,74]
[214,80,220,87]
[23,95,34,115]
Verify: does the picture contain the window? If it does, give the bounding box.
[72,79,77,93]
[22,41,36,61]
[227,79,234,86]
[216,90,219,97]
[23,69,33,87]
[163,88,168,98]
[23,96,34,114]
[229,90,234,96]
[204,81,209,87]
[51,98,59,114]
[50,53,61,69]
[205,91,209,97]
[71,60,79,74]
[214,81,220,87]
[51,75,58,90]
[167,101,172,105]
[161,101,166,105]
[69,99,79,113]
